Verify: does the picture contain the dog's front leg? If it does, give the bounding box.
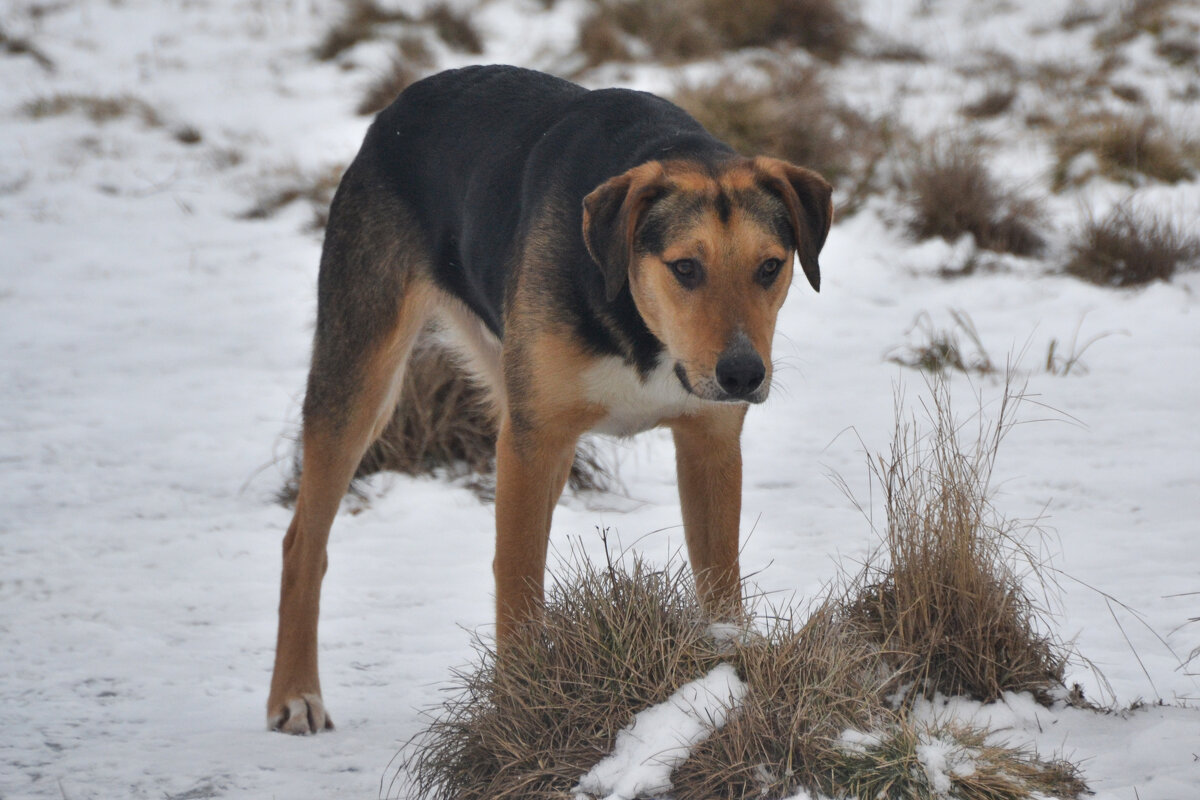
[670,406,748,619]
[492,416,577,648]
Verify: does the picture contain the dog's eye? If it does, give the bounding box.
[667,258,702,289]
[757,258,783,287]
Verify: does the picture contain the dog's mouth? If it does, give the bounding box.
[674,362,695,395]
[674,361,768,404]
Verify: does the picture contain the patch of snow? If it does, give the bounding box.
[573,663,747,800]
[915,731,976,796]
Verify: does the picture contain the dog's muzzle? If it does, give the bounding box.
[675,331,768,403]
[715,346,766,400]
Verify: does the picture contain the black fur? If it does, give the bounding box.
[351,65,738,374]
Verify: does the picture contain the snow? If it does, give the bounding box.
[573,663,747,800]
[914,732,975,796]
[1,0,1199,798]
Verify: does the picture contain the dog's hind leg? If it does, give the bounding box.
[268,166,435,734]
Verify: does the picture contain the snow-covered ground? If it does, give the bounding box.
[1,0,1198,798]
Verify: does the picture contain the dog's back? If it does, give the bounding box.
[351,65,734,337]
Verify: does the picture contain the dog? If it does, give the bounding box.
[268,65,832,734]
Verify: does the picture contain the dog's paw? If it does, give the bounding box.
[268,692,334,735]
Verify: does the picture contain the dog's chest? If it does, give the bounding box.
[581,356,702,437]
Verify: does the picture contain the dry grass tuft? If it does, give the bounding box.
[1155,28,1199,66]
[240,163,345,231]
[357,55,418,116]
[391,378,1086,799]
[1064,203,1200,287]
[395,546,722,800]
[280,331,613,504]
[830,722,1087,799]
[359,334,498,479]
[21,93,162,126]
[669,602,900,799]
[698,0,861,62]
[0,24,55,71]
[902,138,1045,256]
[314,0,411,61]
[674,64,891,211]
[577,0,859,67]
[961,86,1018,119]
[1053,113,1196,189]
[844,377,1069,704]
[577,1,718,66]
[887,310,997,376]
[357,35,433,116]
[1094,0,1182,48]
[423,3,484,53]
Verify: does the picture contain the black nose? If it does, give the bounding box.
[715,350,765,398]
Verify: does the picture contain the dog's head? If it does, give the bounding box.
[582,156,832,403]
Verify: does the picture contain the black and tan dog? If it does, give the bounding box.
[269,65,832,733]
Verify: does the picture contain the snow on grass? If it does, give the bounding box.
[573,663,747,800]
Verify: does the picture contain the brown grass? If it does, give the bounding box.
[21,93,162,126]
[314,0,411,61]
[674,64,891,211]
[280,331,612,504]
[1094,0,1181,48]
[423,3,483,54]
[577,0,858,67]
[1064,203,1200,287]
[961,86,1018,119]
[0,24,55,71]
[578,1,719,67]
[357,35,433,116]
[887,310,997,376]
[390,379,1086,799]
[1054,112,1196,189]
[698,0,861,62]
[842,377,1070,703]
[357,55,418,116]
[239,162,345,231]
[902,138,1045,256]
[394,546,723,800]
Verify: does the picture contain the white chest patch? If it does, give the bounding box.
[582,356,704,437]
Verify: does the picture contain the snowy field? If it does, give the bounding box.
[1,0,1198,797]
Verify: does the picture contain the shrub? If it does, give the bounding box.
[887,310,997,376]
[0,24,54,71]
[1053,113,1196,189]
[392,378,1087,799]
[423,3,483,53]
[239,162,345,231]
[961,86,1017,119]
[1064,203,1200,287]
[902,138,1045,256]
[698,0,860,62]
[577,0,718,66]
[843,377,1070,703]
[357,35,433,116]
[395,547,723,800]
[280,331,612,504]
[21,93,162,126]
[577,0,859,67]
[357,55,418,116]
[314,0,410,61]
[673,65,891,210]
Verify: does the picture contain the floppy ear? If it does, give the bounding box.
[753,157,833,293]
[582,162,666,302]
